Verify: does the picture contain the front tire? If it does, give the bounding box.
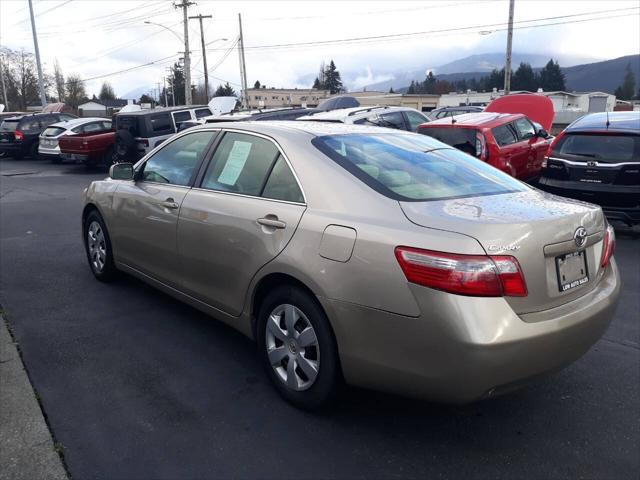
[84,210,118,282]
[257,285,340,410]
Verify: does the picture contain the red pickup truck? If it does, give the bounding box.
[58,130,115,167]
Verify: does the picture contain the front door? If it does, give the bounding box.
[177,131,306,316]
[111,130,216,285]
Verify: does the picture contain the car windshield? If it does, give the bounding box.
[42,126,66,137]
[0,120,19,131]
[313,133,526,201]
[554,133,638,162]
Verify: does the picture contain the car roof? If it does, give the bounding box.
[298,105,414,122]
[116,105,209,116]
[423,111,522,127]
[432,106,484,112]
[191,119,408,137]
[3,112,61,121]
[567,111,640,133]
[49,117,109,129]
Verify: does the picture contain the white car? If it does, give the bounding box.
[39,117,112,163]
[297,106,430,132]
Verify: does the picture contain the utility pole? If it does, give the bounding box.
[175,0,194,105]
[27,0,47,108]
[503,0,515,95]
[163,77,168,107]
[237,13,249,109]
[189,14,212,101]
[0,56,8,108]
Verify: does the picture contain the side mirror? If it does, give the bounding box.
[536,128,549,138]
[109,163,134,180]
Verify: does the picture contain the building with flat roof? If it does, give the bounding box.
[244,88,330,109]
[336,91,439,112]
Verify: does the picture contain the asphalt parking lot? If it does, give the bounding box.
[0,156,638,480]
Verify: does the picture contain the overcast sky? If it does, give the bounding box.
[1,0,639,99]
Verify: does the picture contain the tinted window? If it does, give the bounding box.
[21,118,41,131]
[58,114,76,121]
[380,112,407,130]
[42,126,66,137]
[419,127,477,155]
[262,155,304,203]
[492,124,518,147]
[116,115,140,136]
[313,133,526,201]
[39,116,58,128]
[201,132,279,196]
[101,120,112,130]
[149,114,172,133]
[173,111,192,123]
[513,118,535,140]
[141,131,213,185]
[554,133,638,163]
[404,111,429,132]
[83,122,103,133]
[195,108,212,119]
[1,120,20,131]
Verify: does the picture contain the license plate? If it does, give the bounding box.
[556,250,589,292]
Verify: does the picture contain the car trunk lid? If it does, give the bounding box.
[400,189,606,314]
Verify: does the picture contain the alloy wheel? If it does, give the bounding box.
[265,304,320,391]
[87,221,107,273]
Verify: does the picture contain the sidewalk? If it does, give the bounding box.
[0,314,68,480]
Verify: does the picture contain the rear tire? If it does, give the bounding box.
[257,285,340,410]
[83,210,118,282]
[29,142,39,160]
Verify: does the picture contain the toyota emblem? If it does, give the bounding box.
[574,227,588,247]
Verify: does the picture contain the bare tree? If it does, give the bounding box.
[65,74,87,109]
[53,58,65,102]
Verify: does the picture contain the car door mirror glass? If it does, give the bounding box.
[109,163,134,180]
[536,128,549,138]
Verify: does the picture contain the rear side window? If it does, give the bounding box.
[201,132,279,196]
[1,120,20,131]
[173,111,192,123]
[83,122,103,133]
[116,115,140,136]
[150,114,172,133]
[262,155,304,203]
[379,112,407,130]
[419,127,477,156]
[141,131,214,185]
[553,133,638,163]
[313,133,526,202]
[492,124,518,147]
[42,126,66,137]
[195,108,212,119]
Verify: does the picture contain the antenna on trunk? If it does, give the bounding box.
[606,110,610,129]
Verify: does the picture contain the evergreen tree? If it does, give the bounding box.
[254,80,261,89]
[388,87,395,93]
[98,81,116,100]
[538,59,565,91]
[214,82,236,97]
[422,71,436,94]
[614,63,636,101]
[485,68,506,90]
[511,63,537,91]
[167,62,186,105]
[324,60,344,94]
[139,93,154,105]
[312,77,321,89]
[407,80,416,94]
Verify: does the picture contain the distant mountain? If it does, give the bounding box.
[367,54,640,95]
[121,85,156,101]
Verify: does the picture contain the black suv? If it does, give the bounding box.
[538,111,640,225]
[0,112,77,159]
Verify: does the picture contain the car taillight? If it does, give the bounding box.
[395,247,527,297]
[600,224,615,269]
[14,130,24,141]
[545,129,565,158]
[137,139,149,147]
[475,131,488,161]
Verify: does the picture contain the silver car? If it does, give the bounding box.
[81,121,620,409]
[39,117,111,163]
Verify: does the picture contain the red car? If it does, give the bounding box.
[418,94,554,182]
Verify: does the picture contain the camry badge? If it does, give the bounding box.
[586,160,598,167]
[574,227,588,247]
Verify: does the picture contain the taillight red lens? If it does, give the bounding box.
[14,130,24,141]
[475,131,487,161]
[395,247,527,297]
[600,224,616,268]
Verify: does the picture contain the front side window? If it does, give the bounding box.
[201,132,279,196]
[513,118,535,140]
[404,111,429,132]
[492,124,518,147]
[141,131,214,186]
[313,133,526,202]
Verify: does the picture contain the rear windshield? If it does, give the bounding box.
[1,120,19,131]
[418,127,477,156]
[42,126,66,137]
[312,133,526,202]
[116,115,140,136]
[553,133,639,163]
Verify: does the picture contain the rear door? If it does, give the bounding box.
[176,130,306,315]
[111,130,217,285]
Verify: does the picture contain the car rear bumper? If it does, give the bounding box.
[0,143,23,154]
[539,177,640,224]
[320,259,620,403]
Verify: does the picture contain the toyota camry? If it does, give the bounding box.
[82,121,620,409]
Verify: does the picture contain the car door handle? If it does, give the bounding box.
[257,217,286,229]
[161,198,179,209]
